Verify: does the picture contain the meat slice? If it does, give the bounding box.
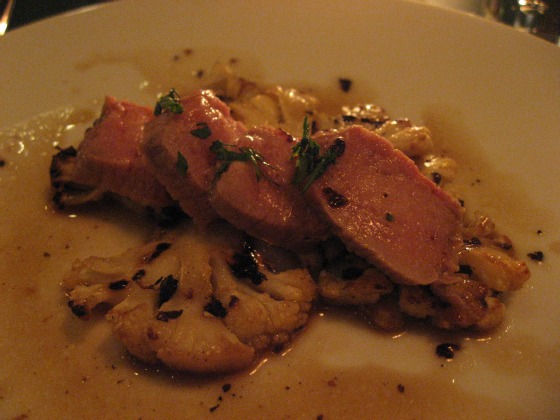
[210,126,329,251]
[305,126,463,285]
[142,89,246,225]
[52,96,174,209]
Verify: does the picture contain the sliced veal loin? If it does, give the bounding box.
[142,89,246,225]
[64,96,174,209]
[306,126,464,285]
[210,126,329,251]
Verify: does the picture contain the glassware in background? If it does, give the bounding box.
[482,0,560,44]
[6,0,109,31]
[419,0,483,13]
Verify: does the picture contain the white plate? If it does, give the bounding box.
[1,1,559,418]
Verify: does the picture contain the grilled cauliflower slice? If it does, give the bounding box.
[63,222,317,373]
[210,253,316,352]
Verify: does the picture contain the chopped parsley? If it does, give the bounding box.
[338,78,353,92]
[385,212,395,222]
[204,296,227,318]
[157,275,179,308]
[108,280,129,290]
[154,89,183,116]
[156,309,184,322]
[527,250,544,262]
[176,151,188,176]
[147,242,172,262]
[291,116,345,191]
[229,251,267,286]
[190,122,212,139]
[291,116,320,187]
[210,140,278,185]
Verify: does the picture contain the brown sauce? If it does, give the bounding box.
[1,51,557,419]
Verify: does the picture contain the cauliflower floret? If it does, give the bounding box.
[210,247,316,352]
[106,285,161,363]
[458,246,530,292]
[318,268,393,306]
[375,119,434,158]
[205,63,319,137]
[229,85,319,136]
[315,237,392,306]
[421,154,458,186]
[64,238,182,318]
[459,214,531,291]
[326,105,434,159]
[398,285,438,320]
[361,296,406,332]
[50,146,104,208]
[339,103,390,130]
[394,212,530,331]
[109,283,256,373]
[398,278,505,331]
[63,222,317,373]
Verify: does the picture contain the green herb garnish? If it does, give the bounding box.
[176,151,188,176]
[385,212,395,222]
[210,140,278,185]
[291,116,320,186]
[190,122,212,139]
[154,89,183,116]
[291,116,345,191]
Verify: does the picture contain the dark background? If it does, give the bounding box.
[2,0,107,31]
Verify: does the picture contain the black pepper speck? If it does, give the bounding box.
[436,343,460,359]
[527,251,544,262]
[338,78,352,92]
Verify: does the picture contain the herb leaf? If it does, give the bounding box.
[156,309,184,322]
[291,117,345,191]
[204,296,227,318]
[154,89,184,116]
[176,151,188,176]
[210,140,278,185]
[291,116,320,187]
[157,275,179,308]
[190,122,212,139]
